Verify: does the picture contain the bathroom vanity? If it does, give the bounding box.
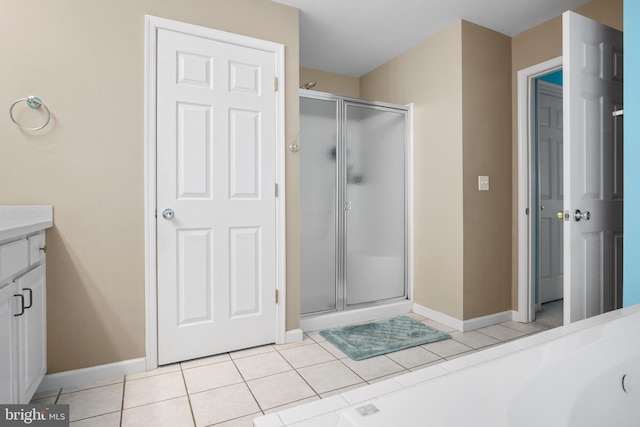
[0,206,52,404]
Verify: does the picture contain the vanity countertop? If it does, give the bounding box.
[0,206,53,243]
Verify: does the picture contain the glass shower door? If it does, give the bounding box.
[300,97,338,314]
[344,103,406,306]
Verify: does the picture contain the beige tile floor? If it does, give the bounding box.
[31,312,548,427]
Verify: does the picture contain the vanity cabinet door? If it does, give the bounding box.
[0,282,18,403]
[15,264,46,404]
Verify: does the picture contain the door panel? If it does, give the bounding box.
[299,97,338,315]
[563,11,623,324]
[177,103,212,198]
[157,28,277,364]
[177,229,212,325]
[344,103,406,306]
[229,227,261,317]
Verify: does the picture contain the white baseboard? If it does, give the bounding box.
[300,301,413,332]
[38,357,146,392]
[413,303,516,332]
[285,328,304,343]
[412,304,464,331]
[462,310,516,332]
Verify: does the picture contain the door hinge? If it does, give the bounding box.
[274,77,279,91]
[275,289,279,304]
[275,183,279,197]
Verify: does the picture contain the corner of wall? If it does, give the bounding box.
[461,21,513,320]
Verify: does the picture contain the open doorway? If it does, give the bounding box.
[517,56,563,325]
[533,71,564,329]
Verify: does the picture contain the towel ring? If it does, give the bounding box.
[9,96,51,131]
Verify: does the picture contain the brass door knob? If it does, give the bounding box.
[556,211,564,220]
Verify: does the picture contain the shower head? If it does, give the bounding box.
[300,81,317,90]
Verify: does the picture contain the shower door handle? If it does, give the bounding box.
[344,201,352,212]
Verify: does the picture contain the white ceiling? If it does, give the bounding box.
[272,0,591,77]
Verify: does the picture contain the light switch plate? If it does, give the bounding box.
[478,176,489,191]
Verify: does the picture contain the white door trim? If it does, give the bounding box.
[516,56,562,323]
[144,15,286,370]
[406,103,414,303]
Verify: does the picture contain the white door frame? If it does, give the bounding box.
[516,56,562,323]
[143,15,287,370]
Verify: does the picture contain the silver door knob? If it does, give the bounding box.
[162,208,175,220]
[574,209,591,222]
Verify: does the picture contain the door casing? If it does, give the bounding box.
[143,15,287,370]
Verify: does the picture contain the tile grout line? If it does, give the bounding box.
[274,336,406,399]
[277,336,410,394]
[335,353,378,385]
[284,334,366,385]
[180,360,200,427]
[272,340,325,399]
[305,334,414,386]
[119,377,126,427]
[498,322,545,335]
[228,352,268,416]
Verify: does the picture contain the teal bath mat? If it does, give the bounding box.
[320,316,451,361]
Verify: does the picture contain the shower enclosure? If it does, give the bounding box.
[300,91,409,316]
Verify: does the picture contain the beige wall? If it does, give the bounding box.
[510,0,623,309]
[361,20,512,321]
[461,22,512,319]
[299,67,360,98]
[0,0,299,373]
[361,22,465,319]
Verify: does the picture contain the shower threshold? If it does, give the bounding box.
[300,300,413,332]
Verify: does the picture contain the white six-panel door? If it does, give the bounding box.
[156,27,279,364]
[563,11,623,324]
